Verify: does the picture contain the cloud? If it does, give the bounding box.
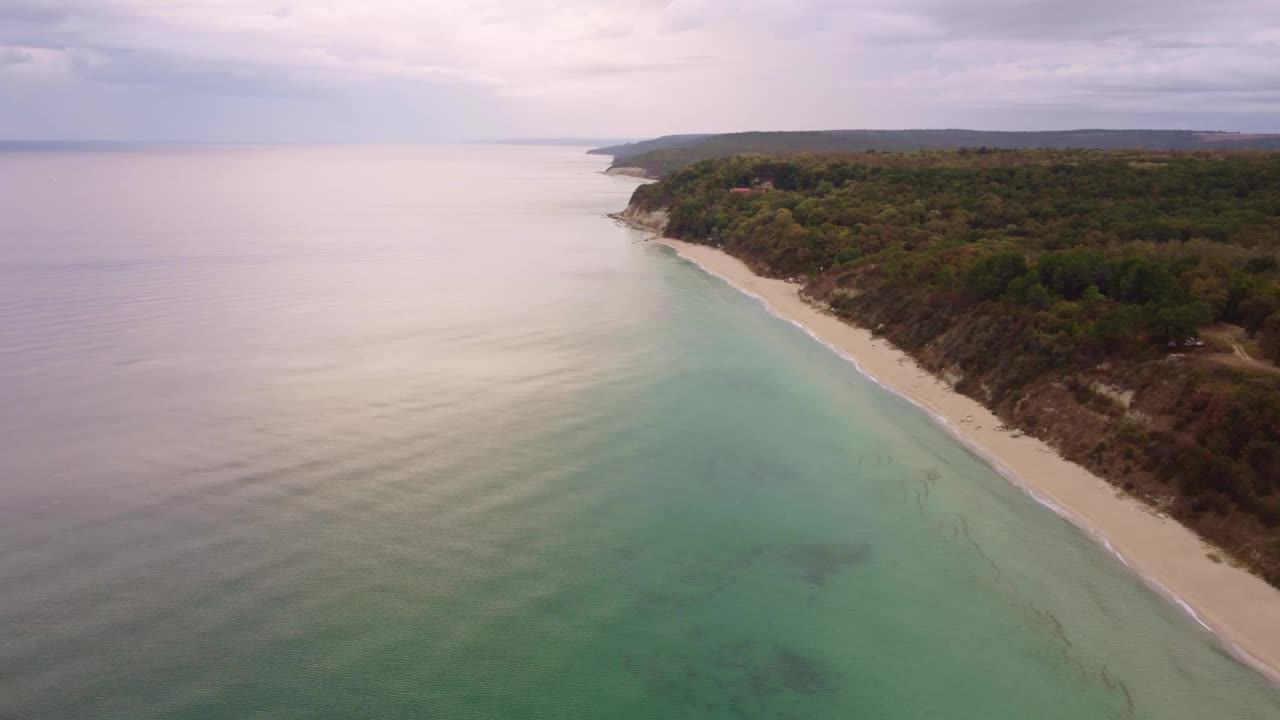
[901,0,1233,42]
[0,46,33,66]
[558,59,703,79]
[68,46,313,97]
[0,1,75,25]
[0,0,1277,139]
[657,0,732,34]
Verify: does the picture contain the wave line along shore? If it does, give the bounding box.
[647,234,1280,684]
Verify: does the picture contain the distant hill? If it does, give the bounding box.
[591,129,1280,176]
[586,134,713,159]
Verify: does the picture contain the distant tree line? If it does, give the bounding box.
[607,130,1280,177]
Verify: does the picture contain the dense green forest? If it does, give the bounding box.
[601,130,1280,177]
[629,149,1280,583]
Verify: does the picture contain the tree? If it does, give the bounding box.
[1240,291,1280,337]
[1262,311,1280,364]
[1004,272,1051,309]
[1148,301,1214,346]
[1095,305,1143,349]
[1037,250,1103,300]
[835,246,861,265]
[1081,284,1105,307]
[1107,257,1178,305]
[967,250,1028,300]
[1186,264,1231,319]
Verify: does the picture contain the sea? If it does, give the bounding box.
[2,144,1279,719]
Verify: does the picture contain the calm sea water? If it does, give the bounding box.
[1,144,1278,719]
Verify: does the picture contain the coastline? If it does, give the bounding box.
[650,235,1280,684]
[603,166,658,180]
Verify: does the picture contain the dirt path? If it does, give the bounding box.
[1222,336,1248,360]
[1201,324,1279,375]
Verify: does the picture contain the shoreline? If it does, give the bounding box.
[649,234,1280,684]
[603,166,657,180]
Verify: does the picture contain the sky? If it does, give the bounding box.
[1,0,1278,141]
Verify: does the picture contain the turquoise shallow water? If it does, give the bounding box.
[1,144,1279,719]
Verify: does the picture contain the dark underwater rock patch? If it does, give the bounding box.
[781,543,871,588]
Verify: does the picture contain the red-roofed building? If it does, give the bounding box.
[729,178,774,194]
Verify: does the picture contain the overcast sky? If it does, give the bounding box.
[2,0,1278,141]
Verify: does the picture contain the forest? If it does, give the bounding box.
[629,149,1280,583]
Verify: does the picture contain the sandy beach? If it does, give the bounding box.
[652,236,1280,683]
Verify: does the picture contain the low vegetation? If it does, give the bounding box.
[630,149,1280,583]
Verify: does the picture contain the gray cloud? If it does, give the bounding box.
[0,0,1276,140]
[0,47,32,66]
[0,1,73,24]
[901,0,1231,41]
[71,46,316,98]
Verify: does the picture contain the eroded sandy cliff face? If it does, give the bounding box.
[617,205,670,234]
